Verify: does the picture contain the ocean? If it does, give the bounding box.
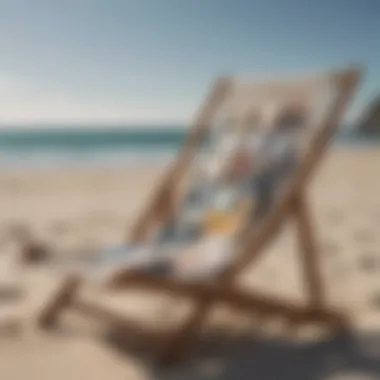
[0,125,378,169]
[0,126,185,169]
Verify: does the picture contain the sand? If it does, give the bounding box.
[1,146,380,379]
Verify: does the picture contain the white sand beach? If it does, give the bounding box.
[1,146,380,379]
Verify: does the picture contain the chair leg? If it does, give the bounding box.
[293,195,324,307]
[38,275,82,329]
[158,297,213,365]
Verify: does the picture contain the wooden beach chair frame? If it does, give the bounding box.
[37,66,362,365]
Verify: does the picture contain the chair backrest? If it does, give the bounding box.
[129,67,362,249]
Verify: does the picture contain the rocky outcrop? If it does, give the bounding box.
[358,95,380,135]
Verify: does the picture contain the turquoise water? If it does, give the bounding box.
[0,126,186,168]
[0,125,378,168]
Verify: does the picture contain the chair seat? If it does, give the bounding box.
[54,236,234,286]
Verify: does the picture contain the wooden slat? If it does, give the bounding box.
[38,275,82,328]
[293,195,324,307]
[158,296,211,364]
[106,272,346,328]
[71,293,347,362]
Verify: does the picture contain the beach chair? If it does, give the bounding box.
[37,66,362,364]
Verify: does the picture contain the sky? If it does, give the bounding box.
[0,0,379,126]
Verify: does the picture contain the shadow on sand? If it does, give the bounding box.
[161,331,380,379]
[104,330,380,380]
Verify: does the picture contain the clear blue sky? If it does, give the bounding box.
[0,0,378,125]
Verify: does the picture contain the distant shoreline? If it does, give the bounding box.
[0,125,377,170]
